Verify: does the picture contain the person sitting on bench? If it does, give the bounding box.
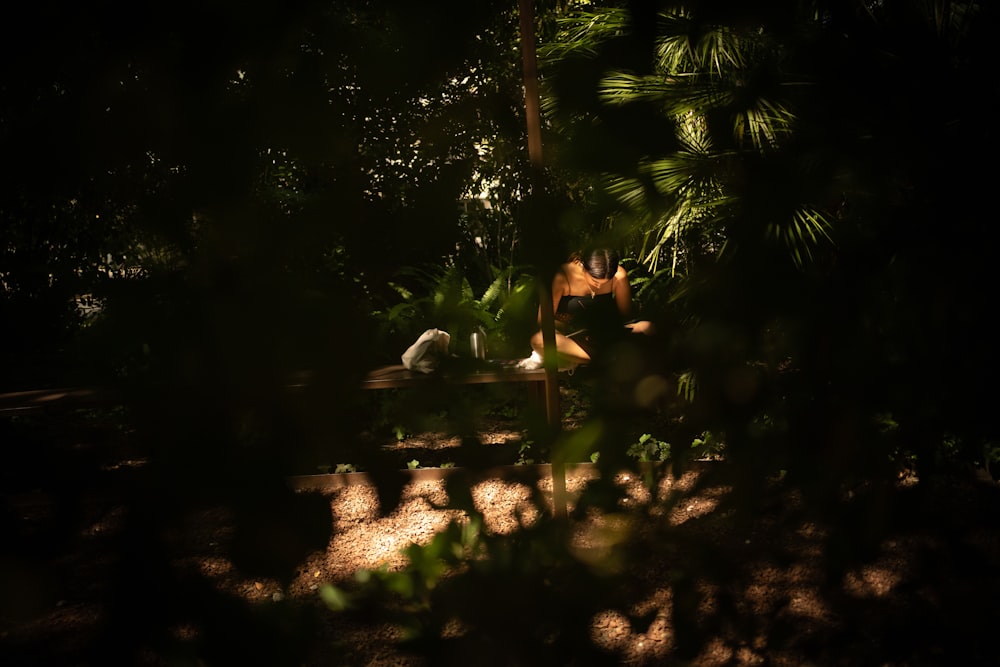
[518,247,654,370]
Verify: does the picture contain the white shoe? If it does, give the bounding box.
[516,350,543,370]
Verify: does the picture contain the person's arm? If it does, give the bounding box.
[612,266,634,320]
[539,269,570,324]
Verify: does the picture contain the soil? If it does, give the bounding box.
[2,402,999,666]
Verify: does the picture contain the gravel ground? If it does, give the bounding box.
[2,420,999,666]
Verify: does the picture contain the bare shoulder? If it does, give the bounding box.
[553,264,573,293]
[615,265,629,281]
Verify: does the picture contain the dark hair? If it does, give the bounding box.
[579,248,620,280]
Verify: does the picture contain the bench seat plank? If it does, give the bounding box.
[0,364,553,415]
[361,363,546,389]
[0,387,110,415]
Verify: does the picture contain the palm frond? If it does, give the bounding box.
[677,370,697,403]
[675,111,712,152]
[766,207,835,269]
[603,173,651,210]
[597,72,674,106]
[641,208,686,274]
[733,97,796,149]
[655,11,754,77]
[692,26,751,76]
[539,8,630,60]
[645,156,700,195]
[542,3,831,274]
[598,73,735,117]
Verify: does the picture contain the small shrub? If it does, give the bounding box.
[627,433,671,462]
[516,440,535,465]
[691,430,725,460]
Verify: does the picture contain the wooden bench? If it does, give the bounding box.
[1,363,559,422]
[301,362,560,427]
[361,362,546,389]
[0,386,113,416]
[1,362,567,515]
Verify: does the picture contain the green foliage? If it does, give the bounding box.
[676,371,698,404]
[588,429,722,465]
[541,3,834,277]
[370,262,537,361]
[0,2,548,663]
[516,439,537,466]
[627,433,671,463]
[691,430,725,461]
[559,419,606,464]
[319,584,352,612]
[6,0,1000,664]
[488,400,519,420]
[541,0,1000,487]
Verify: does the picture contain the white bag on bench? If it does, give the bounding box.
[401,328,451,374]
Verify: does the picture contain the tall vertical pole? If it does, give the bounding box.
[519,0,544,167]
[518,0,566,519]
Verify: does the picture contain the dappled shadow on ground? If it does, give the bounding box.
[294,469,999,666]
[612,471,1000,666]
[1,415,997,666]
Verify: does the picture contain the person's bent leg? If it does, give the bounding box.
[528,330,589,367]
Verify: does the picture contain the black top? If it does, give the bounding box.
[557,292,616,317]
[556,292,621,335]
